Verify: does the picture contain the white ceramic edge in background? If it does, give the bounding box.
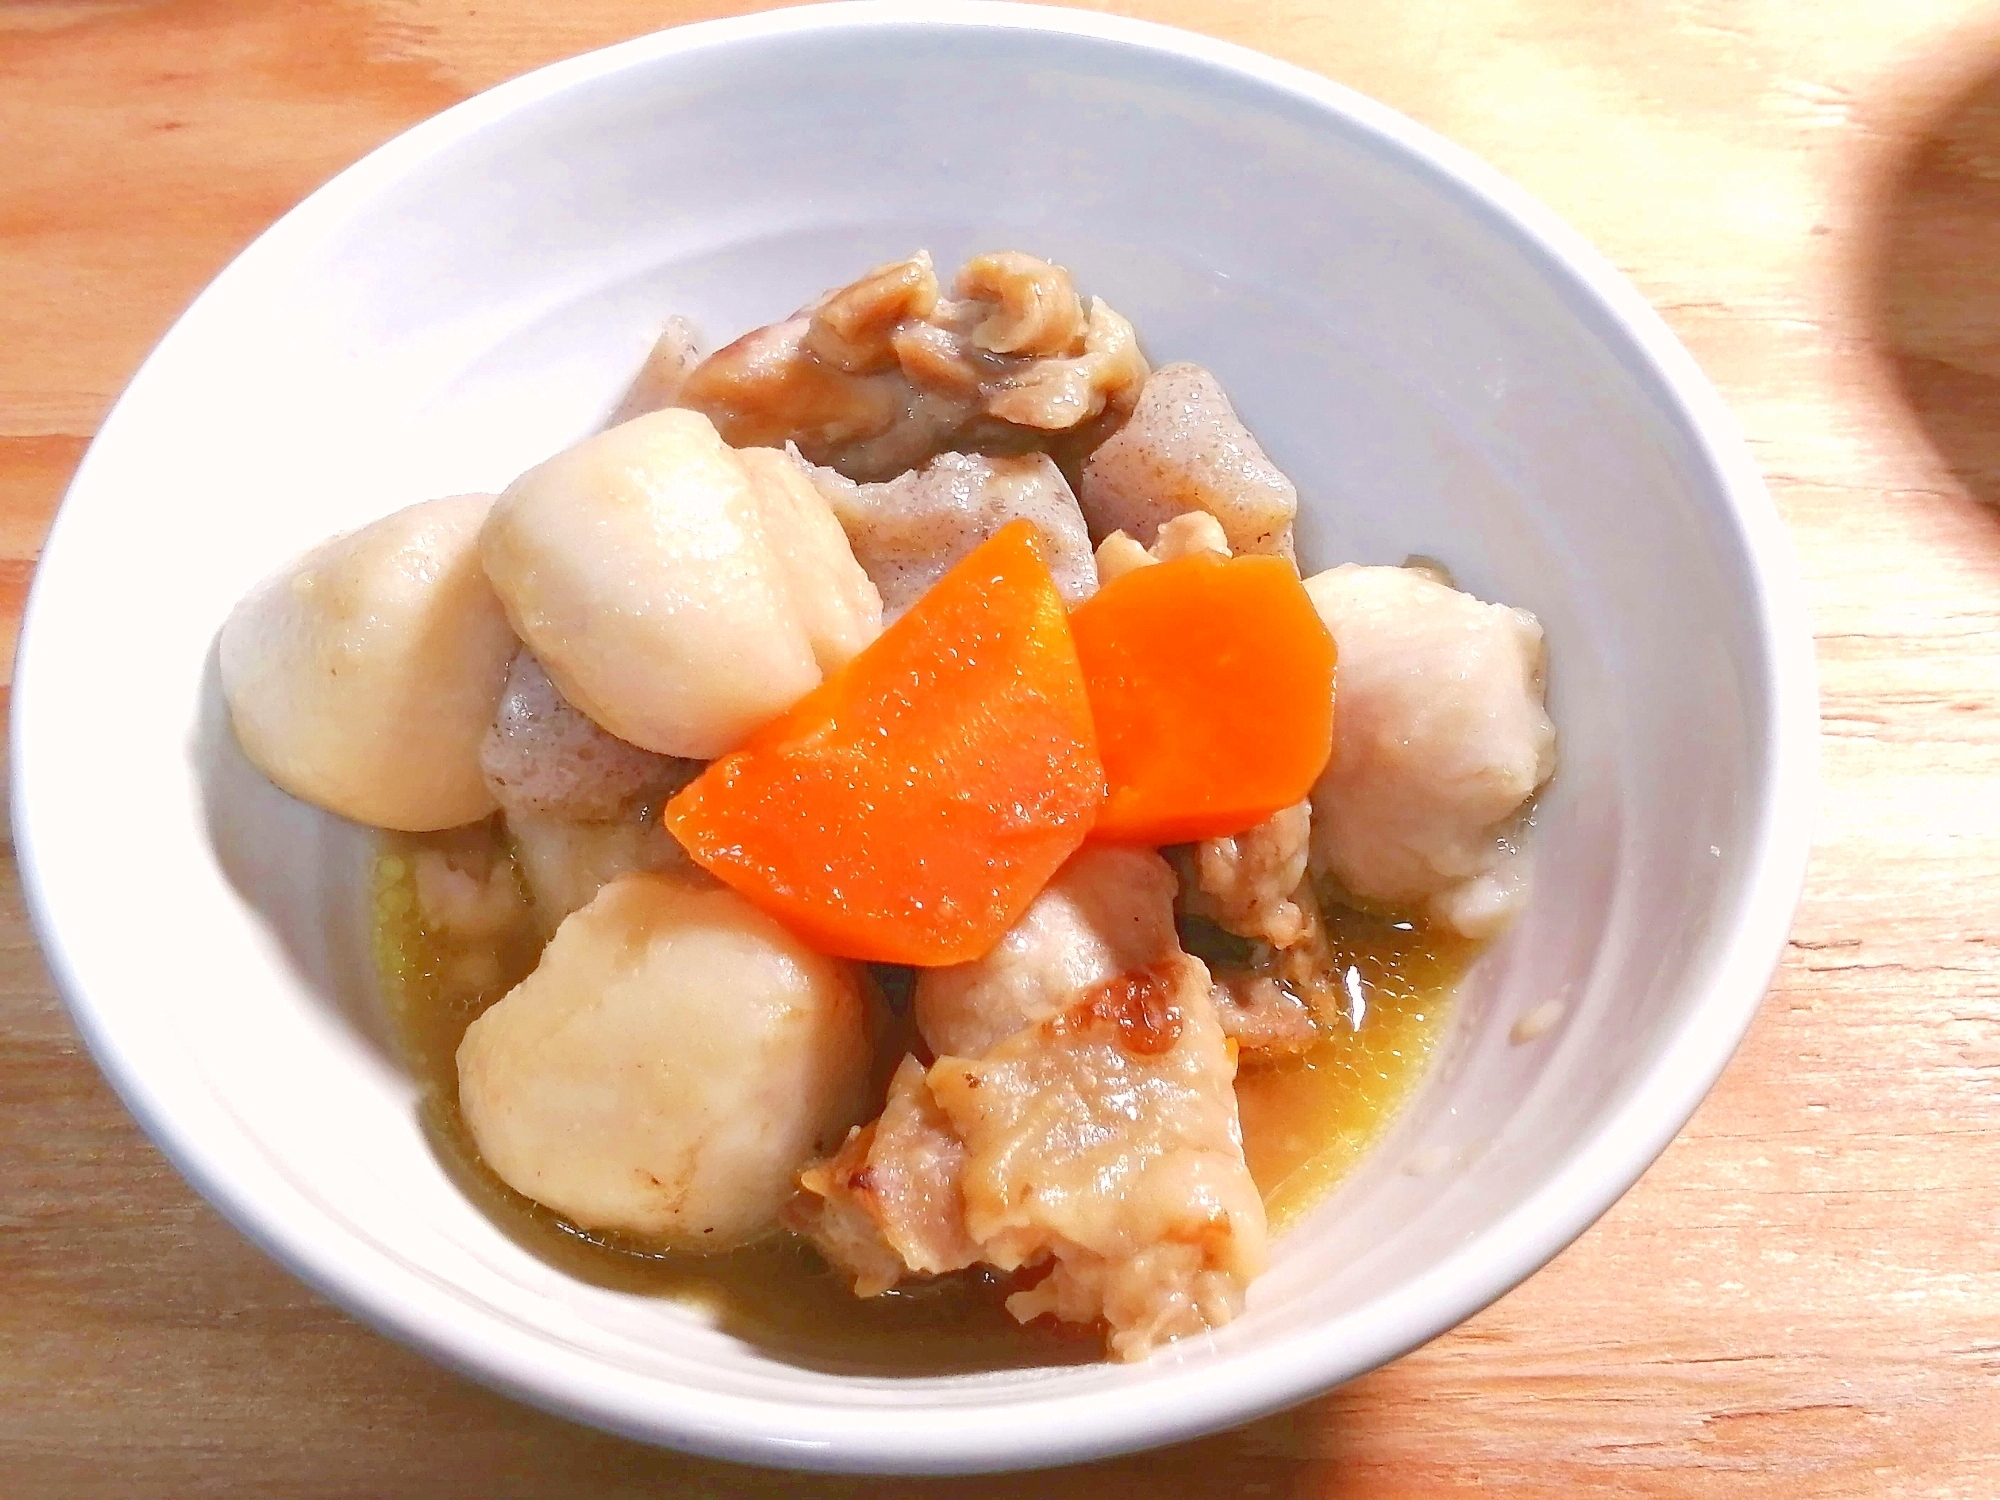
[12,1,1819,1475]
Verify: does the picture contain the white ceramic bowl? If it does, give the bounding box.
[13,0,1816,1474]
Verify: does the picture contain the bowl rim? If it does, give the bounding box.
[12,0,1819,1475]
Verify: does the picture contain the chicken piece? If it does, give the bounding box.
[1092,530,1154,585]
[1184,800,1314,949]
[1080,363,1298,560]
[784,1056,981,1296]
[1094,509,1234,585]
[220,493,518,832]
[1304,564,1557,937]
[457,872,875,1250]
[480,408,882,759]
[1208,975,1318,1056]
[481,651,695,822]
[678,313,947,479]
[957,250,1086,356]
[929,956,1268,1361]
[914,846,1181,1058]
[797,848,1177,1293]
[801,254,942,371]
[796,849,1266,1358]
[610,315,705,426]
[410,829,527,942]
[805,449,1097,617]
[978,297,1148,432]
[505,807,691,938]
[1176,845,1345,1056]
[675,250,1148,482]
[783,1125,909,1298]
[1255,888,1350,1025]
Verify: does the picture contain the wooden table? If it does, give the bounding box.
[4,1,1997,1493]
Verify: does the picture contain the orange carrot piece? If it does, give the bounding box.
[1069,551,1336,845]
[665,520,1104,966]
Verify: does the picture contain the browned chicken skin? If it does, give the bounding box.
[675,250,1149,482]
[788,848,1268,1361]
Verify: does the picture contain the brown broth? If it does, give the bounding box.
[1235,901,1476,1228]
[372,835,1470,1370]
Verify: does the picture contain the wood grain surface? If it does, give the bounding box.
[4,1,1998,1494]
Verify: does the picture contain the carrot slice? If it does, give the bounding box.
[1069,551,1336,845]
[665,520,1104,965]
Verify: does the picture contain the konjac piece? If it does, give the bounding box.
[478,649,700,933]
[1303,563,1557,937]
[806,449,1098,617]
[609,314,705,426]
[675,250,1149,482]
[456,872,875,1250]
[480,651,692,822]
[1079,362,1298,559]
[479,408,882,759]
[219,492,518,832]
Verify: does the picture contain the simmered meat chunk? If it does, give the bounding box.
[1304,563,1556,937]
[1208,975,1318,1056]
[914,846,1180,1058]
[806,449,1097,617]
[676,250,1149,482]
[782,1122,909,1298]
[1176,836,1349,1058]
[784,1056,980,1296]
[928,956,1268,1361]
[1183,800,1313,949]
[1093,509,1232,585]
[954,250,1086,356]
[796,852,1266,1361]
[802,251,945,370]
[675,314,943,479]
[1080,363,1297,559]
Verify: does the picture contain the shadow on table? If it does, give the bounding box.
[1868,49,2000,523]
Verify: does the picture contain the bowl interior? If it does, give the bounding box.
[14,4,1806,1472]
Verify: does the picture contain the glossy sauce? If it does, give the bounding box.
[1234,900,1476,1227]
[374,835,1471,1370]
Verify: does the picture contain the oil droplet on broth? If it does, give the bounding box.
[373,830,1474,1367]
